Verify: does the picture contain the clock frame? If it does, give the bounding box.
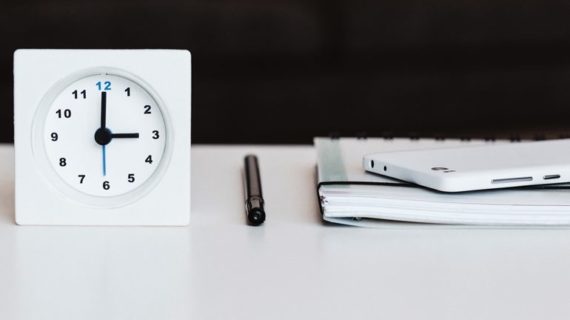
[14,49,191,226]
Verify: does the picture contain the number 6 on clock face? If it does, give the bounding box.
[43,73,167,197]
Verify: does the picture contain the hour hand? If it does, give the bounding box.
[111,133,140,139]
[95,130,138,145]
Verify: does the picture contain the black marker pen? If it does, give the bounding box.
[244,155,266,226]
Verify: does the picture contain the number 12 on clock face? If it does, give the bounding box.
[44,74,167,197]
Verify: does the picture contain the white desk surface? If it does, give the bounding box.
[1,144,570,320]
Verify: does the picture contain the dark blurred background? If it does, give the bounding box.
[2,0,570,144]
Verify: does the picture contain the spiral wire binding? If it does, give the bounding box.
[325,130,570,141]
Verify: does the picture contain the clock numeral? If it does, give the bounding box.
[103,181,110,190]
[59,157,67,167]
[128,173,135,183]
[51,132,58,141]
[145,155,153,164]
[152,130,159,139]
[125,87,131,96]
[56,109,72,119]
[144,105,152,114]
[72,89,86,99]
[78,174,86,184]
[96,81,112,91]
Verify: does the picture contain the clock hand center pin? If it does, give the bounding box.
[94,127,113,146]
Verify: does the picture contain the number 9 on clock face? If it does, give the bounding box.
[43,73,167,197]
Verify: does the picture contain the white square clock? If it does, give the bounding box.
[14,49,191,225]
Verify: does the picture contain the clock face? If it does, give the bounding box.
[42,73,167,197]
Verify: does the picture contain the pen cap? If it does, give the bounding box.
[244,155,263,197]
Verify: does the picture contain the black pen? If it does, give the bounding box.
[244,155,266,226]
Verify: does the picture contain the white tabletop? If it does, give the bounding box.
[1,144,570,320]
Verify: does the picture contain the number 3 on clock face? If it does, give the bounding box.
[42,73,167,198]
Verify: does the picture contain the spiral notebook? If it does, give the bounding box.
[315,137,570,227]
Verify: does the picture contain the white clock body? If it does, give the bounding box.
[14,50,191,225]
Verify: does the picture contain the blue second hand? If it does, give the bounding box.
[102,145,107,176]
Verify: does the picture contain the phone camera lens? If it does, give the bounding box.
[370,160,375,168]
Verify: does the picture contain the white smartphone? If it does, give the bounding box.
[363,139,570,192]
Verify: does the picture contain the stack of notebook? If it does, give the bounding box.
[315,137,570,227]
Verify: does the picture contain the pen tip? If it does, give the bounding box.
[248,209,266,226]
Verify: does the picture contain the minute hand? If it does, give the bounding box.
[111,133,140,139]
[101,91,107,128]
